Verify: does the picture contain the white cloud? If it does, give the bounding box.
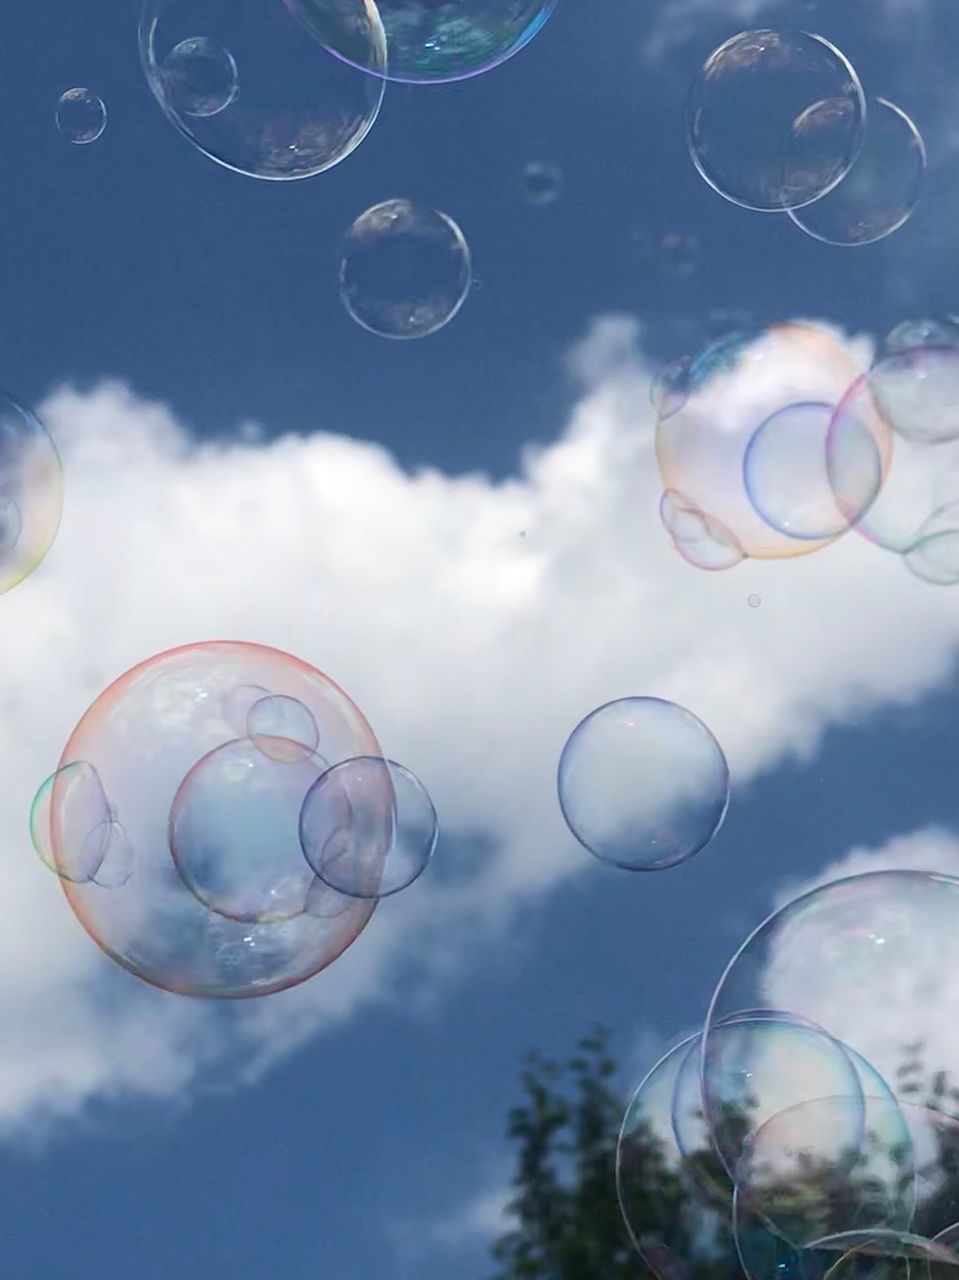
[428,1179,516,1248]
[0,315,956,1139]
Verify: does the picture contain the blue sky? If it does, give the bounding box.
[1,0,959,1277]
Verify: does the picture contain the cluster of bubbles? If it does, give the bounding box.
[557,697,729,872]
[30,642,437,998]
[654,319,959,586]
[687,30,925,247]
[617,869,959,1280]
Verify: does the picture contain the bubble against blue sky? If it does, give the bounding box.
[522,160,564,206]
[557,696,729,870]
[0,392,62,595]
[685,30,866,212]
[284,0,557,84]
[790,98,925,247]
[339,199,472,340]
[139,0,385,179]
[56,88,107,143]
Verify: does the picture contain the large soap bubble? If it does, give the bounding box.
[284,0,557,84]
[657,324,872,562]
[557,697,729,871]
[56,88,107,144]
[790,99,925,247]
[39,642,391,998]
[339,199,472,339]
[0,392,62,594]
[685,30,865,212]
[139,0,385,180]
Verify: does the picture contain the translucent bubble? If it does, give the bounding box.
[704,871,959,1148]
[161,36,239,118]
[89,822,137,889]
[301,757,437,899]
[659,231,699,280]
[0,393,62,594]
[790,99,924,247]
[651,357,694,421]
[748,593,762,607]
[139,0,385,180]
[904,502,959,586]
[284,0,557,84]
[248,695,320,762]
[869,346,959,447]
[30,762,113,883]
[43,642,391,998]
[222,683,271,737]
[556,697,729,871]
[522,160,563,206]
[657,324,868,560]
[733,1185,824,1280]
[744,401,882,541]
[812,1231,959,1280]
[828,376,959,552]
[56,88,107,144]
[660,490,747,571]
[685,30,865,212]
[339,200,472,340]
[880,319,959,361]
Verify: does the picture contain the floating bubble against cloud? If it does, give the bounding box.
[747,593,762,607]
[139,0,385,180]
[557,696,729,871]
[744,400,882,541]
[660,489,746,571]
[247,694,319,761]
[56,88,107,144]
[301,757,437,899]
[339,200,472,340]
[0,392,62,595]
[657,324,869,561]
[685,30,865,212]
[879,319,959,361]
[30,762,112,883]
[161,36,239,117]
[904,501,959,586]
[284,0,557,84]
[868,344,959,447]
[790,99,925,247]
[522,160,563,205]
[41,642,391,998]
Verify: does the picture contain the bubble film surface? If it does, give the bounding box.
[0,392,62,594]
[56,88,107,143]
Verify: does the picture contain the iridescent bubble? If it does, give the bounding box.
[522,160,563,205]
[41,642,391,998]
[248,695,320,762]
[139,0,385,180]
[660,489,747,571]
[657,324,869,561]
[56,88,107,144]
[161,36,239,118]
[284,0,557,84]
[869,346,959,447]
[904,501,959,586]
[556,697,729,871]
[301,757,437,899]
[30,762,112,883]
[790,99,925,247]
[744,400,882,541]
[0,392,62,594]
[685,30,865,212]
[339,200,472,340]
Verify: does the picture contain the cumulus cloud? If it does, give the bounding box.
[0,314,957,1138]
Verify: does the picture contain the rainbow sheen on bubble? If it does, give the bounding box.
[557,697,729,871]
[139,0,385,180]
[685,30,865,212]
[284,0,557,84]
[56,88,107,143]
[339,200,472,340]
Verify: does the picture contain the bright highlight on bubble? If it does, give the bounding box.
[339,200,472,340]
[284,0,557,84]
[139,0,385,180]
[56,88,107,144]
[557,697,729,871]
[685,30,865,212]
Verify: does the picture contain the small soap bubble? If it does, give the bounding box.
[248,695,320,762]
[56,88,107,144]
[557,696,729,871]
[161,36,239,118]
[747,593,761,608]
[30,761,112,883]
[522,160,563,205]
[339,200,472,340]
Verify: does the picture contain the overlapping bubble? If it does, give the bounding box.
[0,392,63,594]
[557,697,729,871]
[139,0,384,179]
[32,642,437,998]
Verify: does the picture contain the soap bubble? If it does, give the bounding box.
[904,501,959,585]
[339,200,472,340]
[557,697,729,871]
[248,695,319,761]
[56,88,107,144]
[685,30,865,212]
[657,324,869,561]
[867,345,959,447]
[733,1186,823,1280]
[522,160,563,205]
[161,36,239,117]
[284,0,557,84]
[301,757,437,899]
[748,593,762,607]
[790,99,925,246]
[744,400,882,541]
[41,642,391,998]
[879,319,959,361]
[139,0,385,180]
[660,489,746,570]
[0,392,62,595]
[31,762,113,883]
